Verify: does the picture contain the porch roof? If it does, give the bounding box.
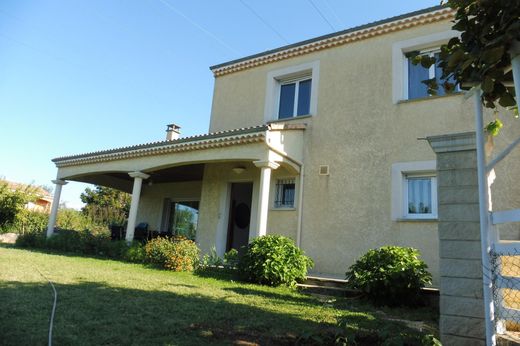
[53,125,269,168]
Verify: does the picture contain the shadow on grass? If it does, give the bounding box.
[223,286,320,306]
[1,279,366,346]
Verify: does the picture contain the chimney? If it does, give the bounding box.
[166,123,181,141]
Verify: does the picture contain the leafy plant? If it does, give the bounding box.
[144,236,200,272]
[80,185,130,226]
[15,230,46,248]
[346,246,432,306]
[238,235,313,287]
[409,0,519,134]
[201,246,224,267]
[0,180,38,231]
[224,248,239,268]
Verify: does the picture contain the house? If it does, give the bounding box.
[2,180,53,213]
[47,5,520,286]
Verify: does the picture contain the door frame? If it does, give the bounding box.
[225,181,254,253]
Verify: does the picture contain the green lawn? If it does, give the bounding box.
[0,246,438,345]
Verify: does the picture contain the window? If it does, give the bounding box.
[168,201,199,240]
[392,31,459,103]
[274,179,295,208]
[391,161,437,220]
[264,61,320,122]
[407,49,458,100]
[278,78,312,119]
[404,174,437,218]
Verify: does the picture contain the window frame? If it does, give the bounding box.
[264,61,320,122]
[277,77,312,119]
[403,173,438,219]
[391,161,438,221]
[392,31,459,104]
[273,178,296,209]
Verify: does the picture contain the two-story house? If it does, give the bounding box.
[47,5,520,286]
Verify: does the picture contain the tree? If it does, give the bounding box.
[409,0,519,133]
[80,186,131,226]
[0,180,38,230]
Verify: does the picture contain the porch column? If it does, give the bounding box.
[46,179,68,238]
[253,160,279,238]
[125,171,150,242]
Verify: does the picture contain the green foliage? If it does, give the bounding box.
[14,228,145,262]
[56,208,108,235]
[144,236,200,271]
[80,185,130,226]
[485,118,504,136]
[409,0,519,134]
[224,248,239,267]
[346,246,432,306]
[12,210,48,234]
[123,242,146,263]
[0,181,38,230]
[15,230,46,248]
[238,235,313,287]
[201,246,224,267]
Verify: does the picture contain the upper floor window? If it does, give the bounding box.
[407,49,458,100]
[278,77,312,119]
[264,61,320,122]
[392,31,459,104]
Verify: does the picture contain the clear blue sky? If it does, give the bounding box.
[0,0,440,209]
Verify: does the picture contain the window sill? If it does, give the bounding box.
[271,207,296,211]
[397,91,463,104]
[395,218,438,222]
[267,114,312,124]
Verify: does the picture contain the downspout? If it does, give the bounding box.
[296,164,304,248]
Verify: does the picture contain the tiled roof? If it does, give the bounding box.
[210,5,452,76]
[53,125,269,167]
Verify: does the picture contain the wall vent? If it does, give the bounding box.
[319,165,329,176]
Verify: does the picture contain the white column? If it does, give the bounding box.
[125,171,150,242]
[253,161,279,238]
[46,179,68,238]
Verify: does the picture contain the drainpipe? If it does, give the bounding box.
[296,164,305,248]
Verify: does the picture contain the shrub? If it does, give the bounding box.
[15,230,46,248]
[201,246,224,267]
[122,242,146,263]
[144,236,200,271]
[224,248,239,268]
[12,210,48,234]
[238,235,313,287]
[346,246,432,306]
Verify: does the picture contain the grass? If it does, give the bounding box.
[0,245,438,345]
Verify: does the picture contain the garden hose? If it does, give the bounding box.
[35,267,57,346]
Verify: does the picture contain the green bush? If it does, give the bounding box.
[346,246,432,306]
[224,248,239,268]
[238,235,313,287]
[12,210,48,234]
[15,230,46,248]
[144,236,200,271]
[122,242,146,263]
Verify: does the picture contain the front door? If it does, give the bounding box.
[226,183,253,253]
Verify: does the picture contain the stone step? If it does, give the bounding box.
[304,275,348,289]
[296,283,359,297]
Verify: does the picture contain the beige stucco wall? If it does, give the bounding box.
[208,19,520,286]
[196,162,298,254]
